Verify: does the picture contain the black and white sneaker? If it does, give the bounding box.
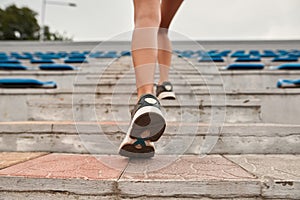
[119,94,166,158]
[156,81,176,100]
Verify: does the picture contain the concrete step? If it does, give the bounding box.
[0,122,299,154]
[0,98,260,123]
[0,152,299,199]
[1,88,299,124]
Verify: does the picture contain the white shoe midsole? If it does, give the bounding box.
[158,91,176,100]
[118,106,164,151]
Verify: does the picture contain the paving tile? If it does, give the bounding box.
[225,154,300,180]
[0,192,115,200]
[0,153,128,180]
[0,152,48,169]
[225,154,300,199]
[119,155,260,198]
[122,155,255,180]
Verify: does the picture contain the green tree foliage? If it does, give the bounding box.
[0,5,39,40]
[0,4,71,41]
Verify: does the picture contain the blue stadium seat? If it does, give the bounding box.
[0,63,28,70]
[10,52,32,60]
[178,50,195,58]
[0,53,9,60]
[272,56,298,62]
[231,50,247,57]
[40,54,62,60]
[39,64,77,70]
[274,63,300,70]
[68,54,86,59]
[94,52,119,58]
[225,63,265,70]
[121,51,131,56]
[0,78,57,88]
[261,50,278,57]
[218,50,231,57]
[277,50,289,56]
[57,51,68,58]
[198,56,224,62]
[0,59,21,64]
[277,79,300,88]
[64,58,87,63]
[249,50,261,57]
[30,59,54,64]
[235,57,261,62]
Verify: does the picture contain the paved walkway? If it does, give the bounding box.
[0,152,299,199]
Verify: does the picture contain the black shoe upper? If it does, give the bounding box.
[156,81,174,97]
[131,94,161,118]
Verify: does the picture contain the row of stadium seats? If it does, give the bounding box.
[0,63,76,70]
[1,63,300,71]
[198,56,298,62]
[177,49,300,58]
[0,77,298,89]
[1,49,300,61]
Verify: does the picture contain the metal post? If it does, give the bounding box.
[40,0,46,41]
[39,0,76,42]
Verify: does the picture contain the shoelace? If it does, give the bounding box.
[133,138,146,147]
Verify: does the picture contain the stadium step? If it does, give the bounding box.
[0,152,299,199]
[0,121,299,154]
[0,98,260,123]
[1,88,299,124]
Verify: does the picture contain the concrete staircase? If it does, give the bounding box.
[0,41,299,199]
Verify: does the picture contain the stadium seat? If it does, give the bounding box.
[0,53,9,60]
[68,54,86,59]
[39,64,77,70]
[272,56,298,62]
[57,51,68,58]
[94,52,119,58]
[249,50,261,57]
[0,63,28,70]
[261,50,278,57]
[121,51,131,56]
[198,56,224,62]
[64,58,87,63]
[225,63,265,70]
[0,59,21,64]
[235,57,261,62]
[30,59,54,64]
[277,79,300,88]
[10,52,32,59]
[231,50,247,57]
[0,78,57,89]
[178,50,195,58]
[273,63,300,70]
[40,54,62,60]
[218,50,231,57]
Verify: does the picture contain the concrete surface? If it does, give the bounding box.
[0,153,299,199]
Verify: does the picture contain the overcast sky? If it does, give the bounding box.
[1,0,300,41]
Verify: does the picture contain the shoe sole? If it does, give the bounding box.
[119,106,166,158]
[119,145,155,158]
[157,91,176,100]
[129,106,166,142]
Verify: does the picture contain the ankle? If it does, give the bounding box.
[158,80,169,85]
[137,84,154,99]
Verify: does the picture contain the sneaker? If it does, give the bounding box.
[119,94,166,158]
[156,81,176,100]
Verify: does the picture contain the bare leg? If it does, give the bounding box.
[158,0,183,85]
[132,0,161,99]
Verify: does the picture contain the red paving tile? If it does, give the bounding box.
[0,152,48,169]
[0,153,128,180]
